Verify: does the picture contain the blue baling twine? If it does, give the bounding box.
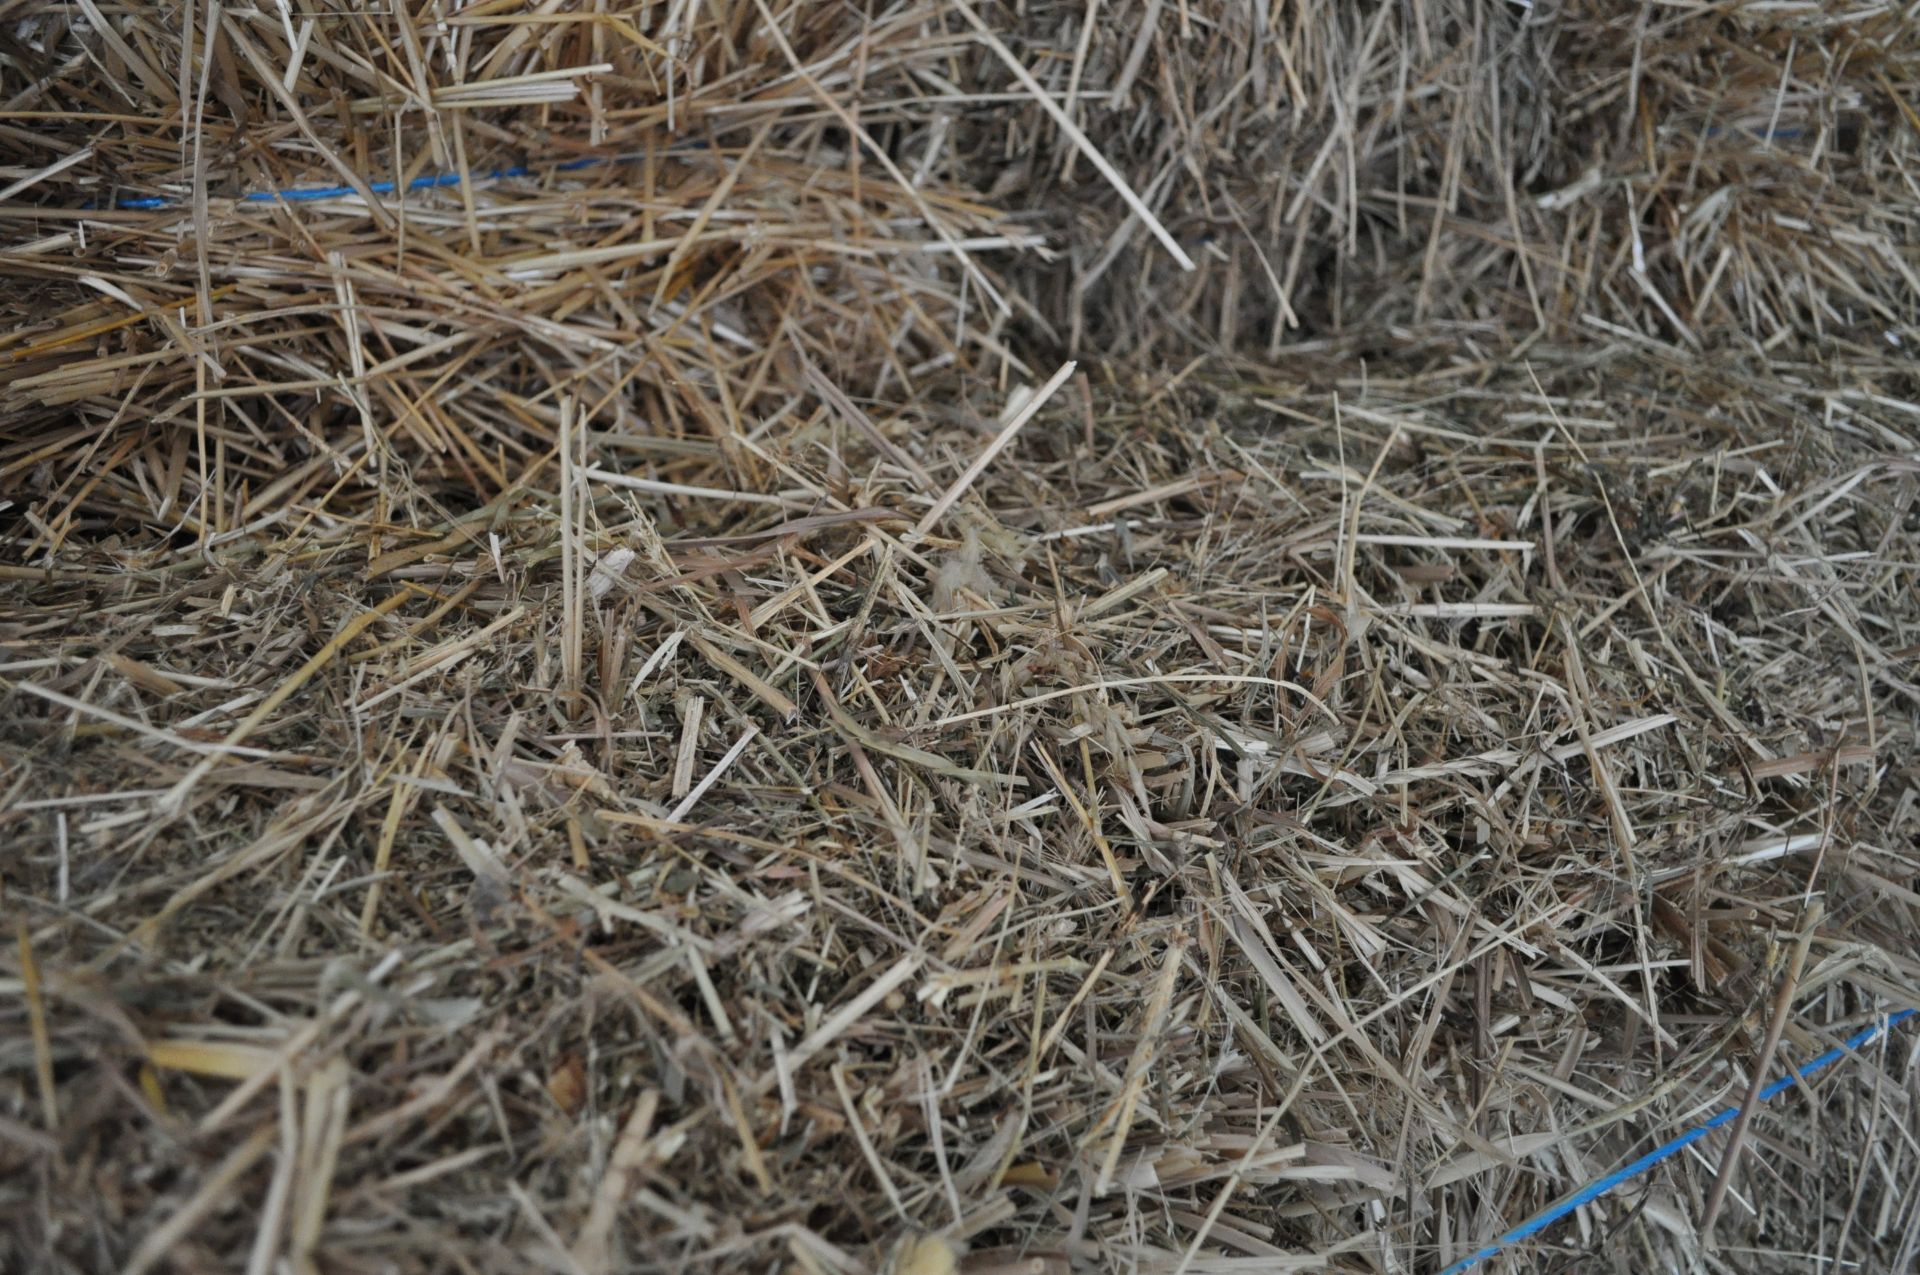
[1439,1007,1917,1274]
[100,149,706,210]
[110,155,600,210]
[1699,125,1807,142]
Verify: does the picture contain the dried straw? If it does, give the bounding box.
[4,2,1919,1273]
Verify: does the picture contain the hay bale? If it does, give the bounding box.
[2,3,1917,1274]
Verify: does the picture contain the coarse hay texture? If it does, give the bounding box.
[3,2,1920,1274]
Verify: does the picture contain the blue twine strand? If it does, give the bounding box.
[94,150,698,211]
[1438,1007,1916,1274]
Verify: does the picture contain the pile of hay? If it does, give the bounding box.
[3,2,1917,1272]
